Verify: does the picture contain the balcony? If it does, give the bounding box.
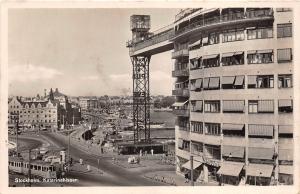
[172,88,189,97]
[171,49,189,59]
[173,109,190,117]
[172,68,189,77]
[173,9,273,40]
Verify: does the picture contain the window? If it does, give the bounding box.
[203,77,220,90]
[248,100,274,113]
[222,75,245,89]
[190,57,201,70]
[190,79,202,91]
[202,55,219,68]
[221,52,244,66]
[223,100,245,113]
[178,139,190,151]
[208,32,219,45]
[222,123,245,137]
[277,23,292,38]
[277,48,292,63]
[278,99,293,113]
[191,100,203,112]
[205,123,221,135]
[247,27,273,39]
[278,74,293,88]
[276,8,292,12]
[204,101,220,113]
[205,144,221,159]
[247,75,274,88]
[247,50,273,64]
[177,118,189,129]
[191,141,203,155]
[191,121,203,133]
[223,29,244,42]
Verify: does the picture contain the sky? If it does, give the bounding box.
[8,8,179,97]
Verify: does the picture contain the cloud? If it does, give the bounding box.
[80,75,99,80]
[9,64,63,82]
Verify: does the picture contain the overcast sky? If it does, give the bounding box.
[8,8,179,97]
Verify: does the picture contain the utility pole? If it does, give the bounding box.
[28,149,31,187]
[190,155,194,186]
[15,117,19,157]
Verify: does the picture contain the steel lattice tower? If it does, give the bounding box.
[131,56,151,143]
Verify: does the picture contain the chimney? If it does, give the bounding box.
[55,88,58,93]
[44,89,47,98]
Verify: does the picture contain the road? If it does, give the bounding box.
[41,132,165,186]
[9,135,44,152]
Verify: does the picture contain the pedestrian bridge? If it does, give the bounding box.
[126,24,175,57]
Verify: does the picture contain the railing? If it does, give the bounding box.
[127,24,175,53]
[175,8,202,22]
[172,68,189,77]
[173,109,190,117]
[172,88,189,97]
[171,49,189,59]
[175,9,273,37]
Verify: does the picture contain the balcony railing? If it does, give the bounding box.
[172,88,189,97]
[172,68,189,77]
[179,126,190,131]
[171,49,189,59]
[173,109,190,117]
[174,9,273,38]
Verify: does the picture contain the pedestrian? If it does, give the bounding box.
[185,171,189,183]
[151,149,154,155]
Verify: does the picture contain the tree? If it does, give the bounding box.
[160,96,175,108]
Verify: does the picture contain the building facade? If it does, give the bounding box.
[172,8,293,185]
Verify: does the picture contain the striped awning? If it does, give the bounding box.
[172,100,188,107]
[247,50,257,55]
[248,147,274,160]
[247,76,257,85]
[247,163,274,177]
[222,123,244,131]
[248,124,274,137]
[279,149,293,161]
[222,145,245,158]
[278,99,292,107]
[279,125,293,134]
[222,52,235,58]
[223,100,244,112]
[195,79,202,89]
[209,77,220,88]
[203,78,209,89]
[202,54,218,60]
[257,49,273,54]
[258,100,274,112]
[279,165,293,175]
[222,76,235,85]
[182,160,202,170]
[217,162,244,176]
[234,76,244,86]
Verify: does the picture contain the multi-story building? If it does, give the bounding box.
[79,97,98,110]
[8,96,23,128]
[172,8,293,185]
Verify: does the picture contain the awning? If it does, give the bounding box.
[247,50,257,55]
[195,101,203,111]
[234,51,244,55]
[195,79,202,89]
[234,76,244,86]
[172,100,188,107]
[279,125,293,134]
[189,40,201,48]
[278,48,292,61]
[222,123,244,131]
[222,145,245,158]
[202,54,218,60]
[279,149,293,161]
[247,163,274,177]
[209,77,220,88]
[257,49,273,54]
[258,100,274,112]
[203,78,209,89]
[248,124,274,137]
[222,52,235,58]
[248,147,274,160]
[223,100,244,112]
[182,160,202,170]
[222,76,235,85]
[217,162,244,176]
[247,76,257,85]
[279,165,293,175]
[278,99,292,107]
